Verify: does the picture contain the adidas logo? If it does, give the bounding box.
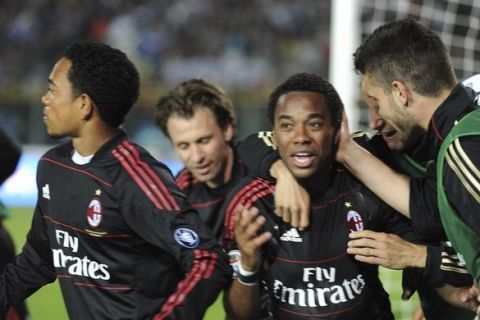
[42,184,50,199]
[280,228,302,242]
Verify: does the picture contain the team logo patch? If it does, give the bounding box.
[86,198,103,228]
[174,228,200,248]
[228,249,241,278]
[347,210,364,232]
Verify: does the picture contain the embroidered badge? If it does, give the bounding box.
[86,198,103,228]
[346,210,364,232]
[174,228,200,248]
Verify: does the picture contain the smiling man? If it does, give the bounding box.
[336,19,480,288]
[222,73,422,320]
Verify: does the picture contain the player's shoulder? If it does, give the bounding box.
[175,168,197,190]
[41,140,73,160]
[227,175,275,204]
[111,139,177,188]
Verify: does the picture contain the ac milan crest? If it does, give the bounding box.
[87,198,103,228]
[346,210,364,232]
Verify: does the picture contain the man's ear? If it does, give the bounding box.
[391,80,412,108]
[78,93,95,121]
[223,123,234,142]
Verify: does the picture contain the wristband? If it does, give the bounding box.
[236,261,259,286]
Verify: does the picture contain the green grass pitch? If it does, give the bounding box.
[4,207,417,319]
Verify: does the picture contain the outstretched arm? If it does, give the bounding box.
[336,112,411,217]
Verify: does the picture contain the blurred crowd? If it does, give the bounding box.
[0,0,331,153]
[1,0,478,159]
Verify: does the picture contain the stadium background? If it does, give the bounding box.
[1,0,479,319]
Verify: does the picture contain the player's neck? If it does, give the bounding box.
[72,125,121,157]
[300,164,333,198]
[416,88,453,130]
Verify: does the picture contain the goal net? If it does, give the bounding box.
[360,0,480,81]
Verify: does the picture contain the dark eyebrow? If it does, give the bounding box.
[278,114,292,120]
[308,113,326,120]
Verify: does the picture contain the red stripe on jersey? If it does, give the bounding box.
[112,149,164,209]
[224,178,274,240]
[204,251,217,278]
[72,282,134,291]
[122,141,180,211]
[153,249,216,319]
[40,157,112,187]
[191,197,224,208]
[312,188,355,209]
[175,169,196,189]
[116,144,173,210]
[43,214,133,238]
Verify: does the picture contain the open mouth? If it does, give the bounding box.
[291,152,317,168]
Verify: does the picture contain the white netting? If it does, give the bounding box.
[360,0,480,80]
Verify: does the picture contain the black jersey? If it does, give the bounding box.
[237,130,474,319]
[175,149,249,242]
[224,167,415,320]
[0,131,232,320]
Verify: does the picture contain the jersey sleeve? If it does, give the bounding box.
[118,157,232,319]
[0,204,57,317]
[236,131,279,179]
[409,164,445,241]
[421,242,473,287]
[367,190,472,287]
[442,135,480,236]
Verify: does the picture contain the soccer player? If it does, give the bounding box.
[0,42,231,319]
[154,79,309,247]
[224,72,430,319]
[0,126,29,320]
[336,19,480,285]
[345,74,480,320]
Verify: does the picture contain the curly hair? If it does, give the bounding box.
[154,79,235,138]
[267,73,343,132]
[64,42,140,128]
[354,18,456,96]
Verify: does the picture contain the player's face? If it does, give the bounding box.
[41,58,82,139]
[362,83,406,151]
[167,107,234,188]
[273,91,335,179]
[362,75,420,150]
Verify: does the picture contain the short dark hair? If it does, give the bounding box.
[353,18,457,96]
[154,79,235,138]
[64,42,139,128]
[267,73,343,132]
